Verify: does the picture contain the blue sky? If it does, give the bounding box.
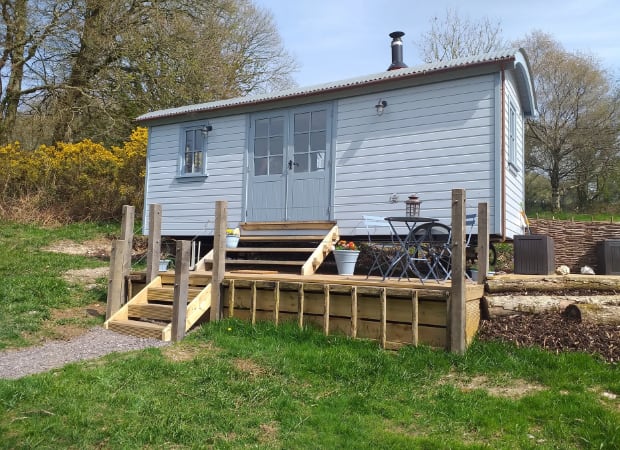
[254,0,620,87]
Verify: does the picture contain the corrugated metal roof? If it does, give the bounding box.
[135,48,519,122]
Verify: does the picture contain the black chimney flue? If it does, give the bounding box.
[387,31,407,71]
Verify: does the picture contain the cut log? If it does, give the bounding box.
[484,294,620,325]
[562,303,620,325]
[486,274,620,294]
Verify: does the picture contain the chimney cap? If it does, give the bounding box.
[389,31,405,39]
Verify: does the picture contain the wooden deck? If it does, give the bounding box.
[128,271,485,349]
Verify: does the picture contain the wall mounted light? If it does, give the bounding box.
[375,99,388,115]
[200,124,213,138]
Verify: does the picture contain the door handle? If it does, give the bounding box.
[288,160,299,170]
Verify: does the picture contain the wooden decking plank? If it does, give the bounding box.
[226,259,305,266]
[240,221,336,231]
[129,304,173,321]
[226,247,316,252]
[239,235,328,241]
[107,319,166,340]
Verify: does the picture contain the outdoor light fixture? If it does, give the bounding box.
[200,124,212,138]
[375,99,388,115]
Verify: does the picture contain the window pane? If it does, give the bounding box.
[255,138,268,157]
[270,136,283,155]
[255,119,268,137]
[186,131,194,150]
[270,117,284,136]
[311,110,326,131]
[254,157,268,176]
[185,153,193,174]
[294,133,309,154]
[311,151,326,171]
[195,131,204,150]
[269,155,283,174]
[294,153,308,173]
[294,112,310,133]
[310,131,326,151]
[194,151,202,172]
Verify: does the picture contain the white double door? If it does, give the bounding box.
[246,104,333,222]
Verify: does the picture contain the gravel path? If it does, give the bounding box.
[0,327,170,380]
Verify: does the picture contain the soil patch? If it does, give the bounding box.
[477,311,619,364]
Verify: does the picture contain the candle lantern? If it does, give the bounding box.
[405,194,421,217]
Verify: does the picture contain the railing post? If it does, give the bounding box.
[477,202,489,284]
[210,200,227,321]
[146,204,162,283]
[172,240,190,342]
[120,205,135,303]
[106,239,127,320]
[449,189,466,354]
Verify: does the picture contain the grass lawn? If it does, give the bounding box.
[0,221,115,349]
[0,222,618,449]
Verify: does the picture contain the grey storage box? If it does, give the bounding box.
[599,239,620,275]
[514,235,555,275]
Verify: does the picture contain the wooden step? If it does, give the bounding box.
[226,247,316,253]
[239,235,328,242]
[129,304,173,321]
[225,259,306,266]
[147,287,204,302]
[240,221,336,231]
[107,319,166,340]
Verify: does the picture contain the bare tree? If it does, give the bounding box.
[518,31,620,211]
[417,8,508,63]
[0,0,297,146]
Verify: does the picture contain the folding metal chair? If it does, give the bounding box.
[362,215,397,278]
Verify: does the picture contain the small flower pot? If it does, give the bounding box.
[226,235,240,248]
[333,249,360,276]
[159,259,171,272]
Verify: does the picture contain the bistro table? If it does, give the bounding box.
[383,216,439,281]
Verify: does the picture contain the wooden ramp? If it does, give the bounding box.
[104,275,212,341]
[197,221,339,275]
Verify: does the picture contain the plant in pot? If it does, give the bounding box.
[159,254,173,272]
[226,227,240,248]
[333,240,360,275]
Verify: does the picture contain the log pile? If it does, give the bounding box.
[483,274,620,325]
[480,274,620,363]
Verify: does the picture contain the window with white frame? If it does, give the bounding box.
[181,127,206,176]
[508,102,518,168]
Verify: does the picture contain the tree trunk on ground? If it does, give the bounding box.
[484,294,620,325]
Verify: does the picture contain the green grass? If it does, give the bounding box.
[0,320,618,449]
[0,221,116,349]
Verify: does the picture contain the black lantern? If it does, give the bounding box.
[405,194,421,217]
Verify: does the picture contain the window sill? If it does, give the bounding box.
[175,174,208,182]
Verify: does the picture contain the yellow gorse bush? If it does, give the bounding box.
[0,128,147,221]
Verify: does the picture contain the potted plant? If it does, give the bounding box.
[333,240,360,275]
[159,256,172,271]
[226,227,240,248]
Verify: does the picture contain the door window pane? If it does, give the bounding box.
[311,110,326,131]
[294,113,310,133]
[254,157,268,176]
[254,138,268,157]
[294,153,308,173]
[294,133,309,153]
[269,155,283,174]
[270,117,284,136]
[270,136,284,155]
[310,131,326,151]
[311,151,326,171]
[255,119,268,137]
